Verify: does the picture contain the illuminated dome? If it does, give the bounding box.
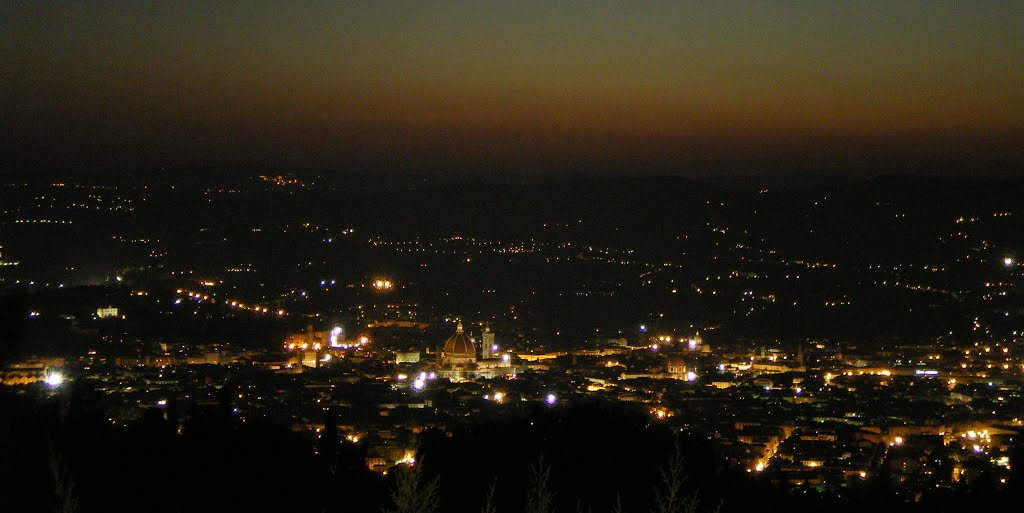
[442,321,476,364]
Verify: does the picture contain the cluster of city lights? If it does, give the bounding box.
[286,333,369,352]
[651,407,673,420]
[372,278,394,291]
[397,371,436,391]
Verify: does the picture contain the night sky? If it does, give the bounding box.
[3,1,1022,176]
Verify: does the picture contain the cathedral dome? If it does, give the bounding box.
[442,321,476,358]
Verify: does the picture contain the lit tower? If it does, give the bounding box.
[481,322,496,359]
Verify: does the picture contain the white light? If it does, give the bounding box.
[45,371,64,387]
[493,392,504,403]
[412,379,425,391]
[330,326,343,347]
[157,399,167,406]
[545,393,557,405]
[1005,257,1015,267]
[685,371,697,382]
[501,354,511,363]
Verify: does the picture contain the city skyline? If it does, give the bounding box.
[4,3,1024,512]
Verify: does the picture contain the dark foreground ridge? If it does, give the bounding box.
[4,389,1024,513]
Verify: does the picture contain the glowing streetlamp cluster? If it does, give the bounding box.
[403,371,436,391]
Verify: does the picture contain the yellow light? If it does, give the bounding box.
[398,450,416,465]
[372,278,394,291]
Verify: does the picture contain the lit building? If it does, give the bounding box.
[667,358,687,375]
[480,322,497,359]
[396,351,421,364]
[686,332,708,352]
[0,357,65,386]
[436,320,514,380]
[96,307,119,319]
[440,321,476,366]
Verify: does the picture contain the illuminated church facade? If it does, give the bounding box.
[436,321,514,380]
